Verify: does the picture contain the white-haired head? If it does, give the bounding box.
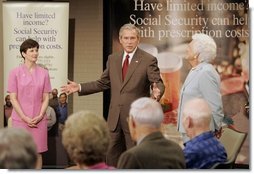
[129,97,164,128]
[191,33,217,63]
[183,98,212,127]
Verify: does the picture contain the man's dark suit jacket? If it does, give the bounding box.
[117,131,186,169]
[79,48,165,133]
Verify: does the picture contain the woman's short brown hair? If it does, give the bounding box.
[20,39,39,59]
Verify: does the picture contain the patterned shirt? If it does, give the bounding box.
[183,131,227,169]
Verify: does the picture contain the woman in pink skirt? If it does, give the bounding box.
[7,39,52,169]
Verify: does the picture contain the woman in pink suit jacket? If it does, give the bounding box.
[8,39,52,169]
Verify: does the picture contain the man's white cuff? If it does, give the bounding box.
[79,84,81,92]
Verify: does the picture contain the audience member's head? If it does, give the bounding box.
[52,88,58,98]
[182,98,212,139]
[0,128,37,169]
[128,97,164,142]
[59,92,67,105]
[62,111,110,169]
[5,95,12,107]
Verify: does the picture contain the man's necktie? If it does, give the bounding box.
[122,54,129,81]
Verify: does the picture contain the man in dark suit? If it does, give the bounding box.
[117,97,185,169]
[61,23,165,166]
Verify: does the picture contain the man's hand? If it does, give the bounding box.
[151,82,161,102]
[61,79,79,95]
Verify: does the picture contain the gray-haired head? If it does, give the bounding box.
[119,23,140,40]
[129,97,164,128]
[62,110,110,166]
[183,98,212,127]
[0,128,37,169]
[191,33,217,63]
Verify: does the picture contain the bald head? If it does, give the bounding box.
[183,98,211,122]
[182,98,212,138]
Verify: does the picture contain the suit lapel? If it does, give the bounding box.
[121,49,142,90]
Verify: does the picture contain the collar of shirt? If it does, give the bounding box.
[122,47,138,66]
[59,103,67,108]
[185,131,214,147]
[136,135,146,145]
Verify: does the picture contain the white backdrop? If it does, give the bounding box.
[3,2,69,95]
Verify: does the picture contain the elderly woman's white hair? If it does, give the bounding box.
[129,97,164,128]
[191,33,217,63]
